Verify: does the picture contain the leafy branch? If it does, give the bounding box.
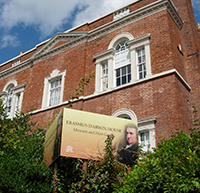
[68,71,95,107]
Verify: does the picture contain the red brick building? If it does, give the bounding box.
[0,0,200,150]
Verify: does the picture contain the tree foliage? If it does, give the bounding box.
[0,101,53,193]
[1,77,200,193]
[53,134,127,193]
[113,111,200,193]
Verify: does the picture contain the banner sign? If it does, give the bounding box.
[44,110,63,167]
[44,108,137,166]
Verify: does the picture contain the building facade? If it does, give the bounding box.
[0,0,200,150]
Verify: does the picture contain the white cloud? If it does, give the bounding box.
[0,0,134,38]
[72,0,136,27]
[0,35,20,49]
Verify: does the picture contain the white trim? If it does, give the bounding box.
[1,80,25,118]
[0,40,48,66]
[3,80,17,91]
[108,33,134,49]
[65,0,181,34]
[31,68,190,115]
[138,117,156,151]
[112,108,137,120]
[86,68,191,99]
[94,49,114,92]
[94,33,151,92]
[42,69,66,109]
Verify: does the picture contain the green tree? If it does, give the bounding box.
[0,101,53,192]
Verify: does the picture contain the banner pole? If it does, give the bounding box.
[127,166,132,173]
[53,161,58,193]
[81,160,88,193]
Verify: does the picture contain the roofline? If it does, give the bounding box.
[0,39,49,66]
[1,0,180,66]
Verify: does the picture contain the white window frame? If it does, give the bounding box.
[138,117,156,151]
[0,80,25,118]
[139,131,150,152]
[49,77,62,107]
[6,85,14,115]
[42,69,66,108]
[114,39,131,87]
[93,33,151,93]
[129,33,152,82]
[112,109,156,152]
[101,61,108,91]
[93,49,114,93]
[136,46,146,80]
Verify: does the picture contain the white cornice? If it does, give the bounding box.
[0,40,48,67]
[138,117,157,125]
[0,60,33,80]
[87,0,183,42]
[93,48,114,60]
[128,34,151,46]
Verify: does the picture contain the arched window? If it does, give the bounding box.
[6,85,14,115]
[0,80,25,118]
[93,33,151,93]
[115,40,131,86]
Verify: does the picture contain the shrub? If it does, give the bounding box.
[113,123,200,192]
[54,134,127,193]
[0,101,53,193]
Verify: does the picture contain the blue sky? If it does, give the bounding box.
[0,0,200,65]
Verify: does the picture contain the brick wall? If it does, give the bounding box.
[0,0,199,146]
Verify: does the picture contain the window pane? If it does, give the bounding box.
[116,65,131,87]
[128,65,131,73]
[117,78,120,86]
[122,66,126,75]
[49,78,61,106]
[142,55,145,63]
[115,40,130,69]
[122,76,126,84]
[142,48,145,55]
[138,56,141,64]
[146,132,149,140]
[128,74,131,82]
[139,65,142,71]
[138,49,141,56]
[116,69,120,77]
[141,133,145,141]
[6,85,14,114]
[51,82,54,88]
[139,72,142,79]
[15,93,21,111]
